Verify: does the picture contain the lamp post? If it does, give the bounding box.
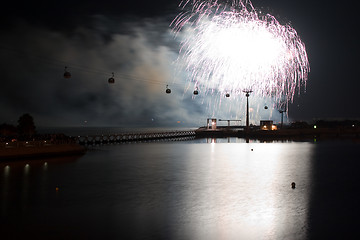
[243,90,253,133]
[279,109,286,128]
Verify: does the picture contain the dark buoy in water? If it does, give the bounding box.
[291,182,296,189]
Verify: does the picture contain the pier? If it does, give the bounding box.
[76,130,196,145]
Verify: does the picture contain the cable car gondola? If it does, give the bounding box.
[225,93,230,98]
[108,72,115,84]
[193,88,199,95]
[166,85,171,94]
[63,66,71,79]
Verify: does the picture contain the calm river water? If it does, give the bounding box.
[1,138,360,239]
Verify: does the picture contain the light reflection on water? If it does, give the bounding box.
[178,143,314,240]
[1,141,315,239]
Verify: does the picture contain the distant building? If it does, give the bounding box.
[260,120,277,130]
[207,118,217,130]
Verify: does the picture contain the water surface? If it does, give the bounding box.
[1,139,359,239]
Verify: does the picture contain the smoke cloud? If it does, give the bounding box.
[0,14,285,128]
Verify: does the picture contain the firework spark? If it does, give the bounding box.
[172,0,309,108]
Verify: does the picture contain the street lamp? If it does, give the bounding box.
[279,109,287,128]
[243,89,253,133]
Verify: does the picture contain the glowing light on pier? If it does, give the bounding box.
[172,0,309,107]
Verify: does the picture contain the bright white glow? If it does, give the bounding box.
[172,0,309,108]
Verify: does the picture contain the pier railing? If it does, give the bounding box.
[76,130,196,145]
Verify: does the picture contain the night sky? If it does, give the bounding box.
[1,0,358,127]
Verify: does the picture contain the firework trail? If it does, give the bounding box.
[172,0,309,109]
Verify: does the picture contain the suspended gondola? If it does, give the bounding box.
[166,85,171,94]
[108,72,115,84]
[63,66,71,78]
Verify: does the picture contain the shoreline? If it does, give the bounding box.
[195,127,360,141]
[1,127,359,160]
[0,142,86,160]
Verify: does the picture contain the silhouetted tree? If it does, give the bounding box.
[17,113,36,140]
